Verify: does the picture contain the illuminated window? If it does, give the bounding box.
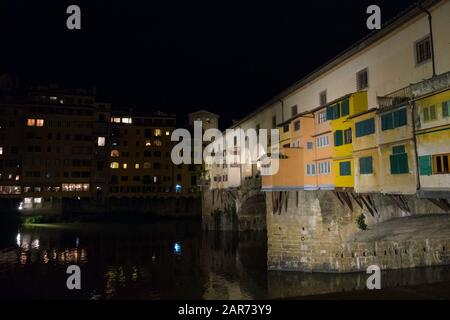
[62,184,90,192]
[36,119,44,127]
[153,176,158,183]
[165,131,170,136]
[122,118,133,124]
[154,129,162,137]
[111,117,121,123]
[27,119,36,126]
[111,150,120,157]
[143,162,151,169]
[97,137,106,146]
[135,163,140,169]
[145,140,152,147]
[123,163,128,169]
[154,140,162,147]
[0,147,3,155]
[15,175,20,181]
[33,197,42,204]
[110,162,119,169]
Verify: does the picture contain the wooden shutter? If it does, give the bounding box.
[419,155,432,176]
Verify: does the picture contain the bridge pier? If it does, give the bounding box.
[266,190,450,273]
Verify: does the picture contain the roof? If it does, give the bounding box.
[188,109,220,118]
[230,0,443,129]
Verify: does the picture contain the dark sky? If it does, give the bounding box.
[0,0,419,128]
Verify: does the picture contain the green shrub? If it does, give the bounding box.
[356,214,368,231]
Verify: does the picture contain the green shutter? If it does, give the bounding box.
[334,130,343,146]
[393,108,407,127]
[391,153,409,174]
[419,155,432,176]
[381,113,393,130]
[390,155,399,174]
[326,106,333,120]
[367,118,375,134]
[398,153,409,173]
[360,157,373,174]
[355,121,363,137]
[340,161,351,176]
[443,101,450,118]
[341,99,350,116]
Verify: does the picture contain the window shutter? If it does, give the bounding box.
[398,153,409,173]
[393,109,407,127]
[430,105,436,120]
[326,106,333,120]
[334,130,343,146]
[390,155,398,174]
[443,101,450,118]
[381,114,393,130]
[419,155,432,176]
[423,107,430,122]
[341,99,349,116]
[392,145,406,154]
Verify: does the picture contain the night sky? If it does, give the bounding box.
[0,0,418,128]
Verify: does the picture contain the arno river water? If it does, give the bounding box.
[1,220,450,300]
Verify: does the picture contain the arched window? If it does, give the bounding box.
[111,150,119,157]
[110,162,119,169]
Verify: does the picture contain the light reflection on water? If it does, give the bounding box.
[1,221,450,300]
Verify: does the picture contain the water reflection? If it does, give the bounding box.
[1,222,450,299]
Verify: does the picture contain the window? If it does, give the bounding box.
[344,128,352,145]
[357,68,369,91]
[36,119,44,127]
[355,118,375,137]
[135,163,140,169]
[318,161,331,175]
[0,147,2,155]
[123,163,128,169]
[381,108,407,130]
[154,129,162,137]
[416,36,431,65]
[433,154,450,174]
[317,135,329,148]
[390,145,409,174]
[334,130,343,146]
[154,140,162,147]
[319,91,327,106]
[111,150,119,157]
[339,161,351,176]
[283,124,289,133]
[423,105,437,122]
[291,105,298,117]
[165,130,170,136]
[122,117,133,124]
[62,184,90,192]
[326,104,341,120]
[143,162,151,169]
[306,164,316,176]
[111,117,121,123]
[419,155,432,176]
[318,111,327,124]
[443,100,450,118]
[307,142,314,150]
[145,140,152,147]
[97,137,106,146]
[272,116,277,129]
[27,119,36,126]
[294,120,301,131]
[359,157,373,175]
[110,162,119,169]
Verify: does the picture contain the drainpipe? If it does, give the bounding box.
[419,3,437,77]
[409,100,421,192]
[279,99,284,123]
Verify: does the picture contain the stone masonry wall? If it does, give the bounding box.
[267,190,450,273]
